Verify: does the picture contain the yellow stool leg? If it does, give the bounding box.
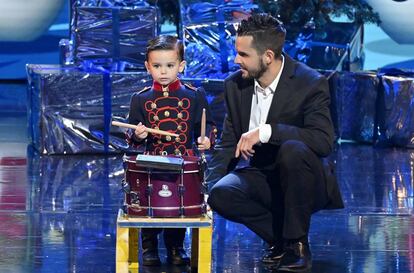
[128,228,139,270]
[116,225,130,273]
[197,226,213,273]
[191,228,200,269]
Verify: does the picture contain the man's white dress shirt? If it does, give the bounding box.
[248,55,285,143]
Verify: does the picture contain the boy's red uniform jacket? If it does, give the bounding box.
[126,79,216,156]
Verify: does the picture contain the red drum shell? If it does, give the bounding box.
[124,155,205,217]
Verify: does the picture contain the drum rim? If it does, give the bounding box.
[128,204,204,210]
[123,155,200,164]
[126,169,200,174]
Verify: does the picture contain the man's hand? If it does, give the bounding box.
[197,136,211,151]
[235,127,260,160]
[134,122,148,139]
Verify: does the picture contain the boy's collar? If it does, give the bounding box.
[152,78,181,92]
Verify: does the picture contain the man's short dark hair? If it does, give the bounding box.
[237,13,286,58]
[146,35,184,61]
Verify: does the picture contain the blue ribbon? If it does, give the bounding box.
[82,64,112,153]
[102,70,111,153]
[112,7,121,67]
[378,67,414,77]
[215,0,229,73]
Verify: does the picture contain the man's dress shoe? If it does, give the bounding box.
[262,244,285,264]
[167,247,190,265]
[277,242,311,272]
[142,249,161,266]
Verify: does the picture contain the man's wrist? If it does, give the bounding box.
[259,124,271,143]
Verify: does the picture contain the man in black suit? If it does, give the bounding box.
[207,13,343,272]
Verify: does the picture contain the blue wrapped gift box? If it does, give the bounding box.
[73,5,158,71]
[285,21,364,72]
[182,2,363,78]
[376,74,414,148]
[71,0,149,8]
[329,70,414,147]
[179,0,257,26]
[330,71,379,143]
[180,0,257,79]
[70,0,150,27]
[184,22,238,79]
[27,64,151,154]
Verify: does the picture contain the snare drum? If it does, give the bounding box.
[123,155,206,217]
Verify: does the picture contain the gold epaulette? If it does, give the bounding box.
[137,86,151,94]
[184,83,198,91]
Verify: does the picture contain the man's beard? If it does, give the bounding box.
[241,60,267,80]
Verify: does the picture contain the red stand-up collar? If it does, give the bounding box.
[152,79,182,92]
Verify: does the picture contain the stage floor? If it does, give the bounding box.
[1,113,414,273]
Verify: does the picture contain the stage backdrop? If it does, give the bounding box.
[0,0,69,80]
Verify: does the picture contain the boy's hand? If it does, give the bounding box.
[197,136,211,151]
[134,122,148,139]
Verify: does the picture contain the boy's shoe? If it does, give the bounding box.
[166,247,190,265]
[142,249,161,266]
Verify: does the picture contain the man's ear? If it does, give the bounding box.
[144,61,150,72]
[178,60,186,73]
[264,49,275,64]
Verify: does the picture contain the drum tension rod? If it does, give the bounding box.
[130,192,140,205]
[121,179,131,193]
[178,185,186,195]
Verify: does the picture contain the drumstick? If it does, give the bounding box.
[111,121,179,137]
[200,108,206,142]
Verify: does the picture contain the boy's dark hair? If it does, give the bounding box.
[237,13,286,58]
[146,35,184,61]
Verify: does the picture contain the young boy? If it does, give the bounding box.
[126,35,216,266]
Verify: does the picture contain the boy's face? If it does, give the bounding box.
[145,49,186,86]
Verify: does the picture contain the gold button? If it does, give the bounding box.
[175,137,180,142]
[166,135,171,141]
[177,125,182,130]
[174,149,180,154]
[162,86,169,92]
[178,101,183,107]
[151,103,157,109]
[213,128,218,133]
[177,113,183,119]
[163,91,169,97]
[154,115,159,121]
[157,140,162,144]
[164,110,170,117]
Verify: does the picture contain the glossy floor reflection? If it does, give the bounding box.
[1,115,414,273]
